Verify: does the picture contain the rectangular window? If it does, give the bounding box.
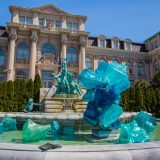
[55,20,62,28]
[67,22,72,30]
[73,23,78,30]
[100,40,105,48]
[19,16,25,24]
[113,41,118,49]
[41,71,53,88]
[15,69,28,79]
[126,42,131,50]
[39,18,45,27]
[26,17,33,24]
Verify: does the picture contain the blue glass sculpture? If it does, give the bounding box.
[62,127,75,136]
[79,61,130,129]
[2,116,17,131]
[119,120,149,143]
[134,111,157,133]
[51,121,60,136]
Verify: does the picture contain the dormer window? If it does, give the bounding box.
[126,42,131,50]
[113,41,118,49]
[55,20,62,28]
[19,16,25,24]
[39,18,45,27]
[100,40,105,48]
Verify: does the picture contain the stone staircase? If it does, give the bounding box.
[44,97,87,113]
[73,100,88,112]
[44,97,63,113]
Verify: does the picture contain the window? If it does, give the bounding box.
[19,16,25,24]
[0,49,5,65]
[85,58,92,69]
[67,48,77,64]
[138,62,145,77]
[26,17,33,24]
[41,71,53,88]
[67,22,72,30]
[126,61,132,75]
[73,23,78,30]
[100,40,105,48]
[41,43,56,55]
[15,69,28,79]
[98,58,105,64]
[113,41,118,49]
[39,18,45,27]
[55,20,62,28]
[16,43,29,64]
[126,42,131,50]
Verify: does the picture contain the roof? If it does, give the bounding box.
[144,31,160,42]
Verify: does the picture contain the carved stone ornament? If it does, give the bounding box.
[31,35,38,42]
[80,40,87,47]
[9,33,17,41]
[61,39,67,45]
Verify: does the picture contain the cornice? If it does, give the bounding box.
[86,46,149,55]
[9,6,87,21]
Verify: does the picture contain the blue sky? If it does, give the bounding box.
[0,0,159,43]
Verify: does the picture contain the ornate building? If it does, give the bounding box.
[0,4,159,87]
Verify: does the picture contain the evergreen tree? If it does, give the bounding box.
[26,79,34,100]
[34,74,42,103]
[134,86,146,112]
[121,90,130,111]
[152,71,160,87]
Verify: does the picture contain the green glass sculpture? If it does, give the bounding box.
[22,119,51,141]
[53,59,82,94]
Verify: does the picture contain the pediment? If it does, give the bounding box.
[32,4,69,15]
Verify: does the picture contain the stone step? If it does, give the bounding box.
[75,109,86,112]
[45,101,63,105]
[45,105,63,109]
[74,105,87,109]
[45,108,62,113]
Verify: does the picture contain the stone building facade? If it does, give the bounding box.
[0,4,159,87]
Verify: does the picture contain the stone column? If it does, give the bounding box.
[133,60,138,82]
[61,34,67,59]
[29,31,38,80]
[80,39,86,71]
[7,30,17,81]
[93,56,99,71]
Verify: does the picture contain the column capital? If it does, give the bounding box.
[8,33,17,41]
[31,34,38,43]
[80,40,87,47]
[61,34,67,45]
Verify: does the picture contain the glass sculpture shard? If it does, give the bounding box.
[79,61,130,129]
[22,119,51,141]
[134,111,157,133]
[119,120,149,143]
[51,121,60,136]
[0,123,3,134]
[2,116,17,131]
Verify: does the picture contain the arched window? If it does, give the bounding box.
[126,61,133,75]
[85,58,92,69]
[16,43,29,64]
[138,62,145,76]
[98,58,105,64]
[0,49,5,65]
[41,43,56,55]
[67,48,77,64]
